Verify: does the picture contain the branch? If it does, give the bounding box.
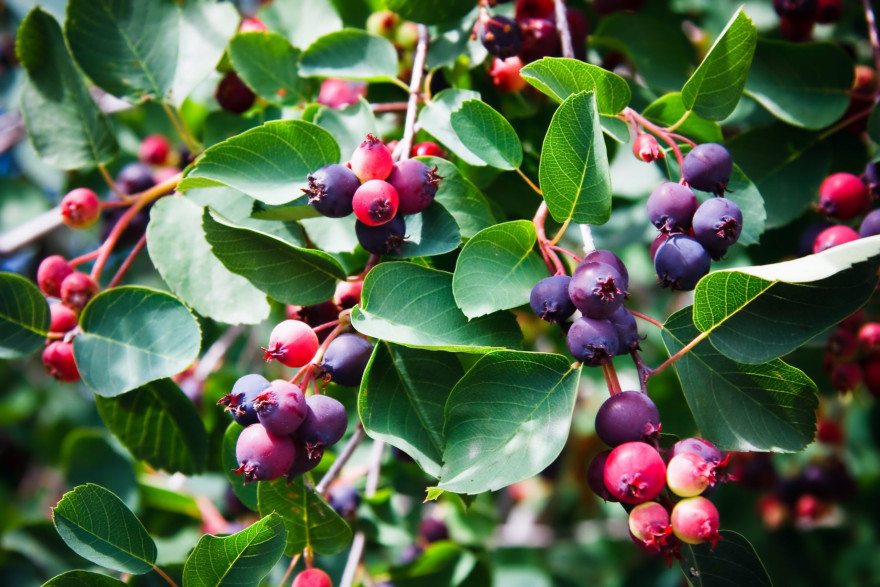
[339,438,385,587]
[553,0,574,59]
[864,0,880,78]
[315,425,366,496]
[394,24,430,161]
[0,206,64,256]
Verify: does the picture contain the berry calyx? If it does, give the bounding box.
[529,275,575,324]
[295,394,348,458]
[583,249,629,288]
[353,180,399,226]
[319,333,374,387]
[812,225,859,253]
[682,143,733,195]
[692,197,743,260]
[254,380,308,436]
[287,441,325,479]
[818,173,870,220]
[595,390,661,447]
[37,255,74,298]
[292,568,333,587]
[355,215,407,255]
[42,340,80,382]
[138,134,171,166]
[218,373,271,427]
[49,303,79,333]
[60,272,99,311]
[646,182,699,233]
[303,164,360,218]
[628,502,673,551]
[568,261,626,319]
[566,316,619,366]
[350,134,393,182]
[489,56,527,93]
[654,234,711,291]
[603,441,667,504]
[670,496,722,547]
[60,188,101,230]
[666,452,715,497]
[633,133,664,163]
[234,423,297,484]
[262,319,320,368]
[479,15,523,59]
[386,159,441,215]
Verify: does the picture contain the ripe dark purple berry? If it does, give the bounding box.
[216,71,255,114]
[682,143,733,196]
[353,180,399,226]
[773,0,818,21]
[669,438,724,466]
[287,441,324,479]
[583,249,629,289]
[350,134,393,182]
[479,15,523,58]
[295,394,348,457]
[670,496,722,547]
[386,160,441,215]
[530,275,575,324]
[37,255,74,298]
[603,441,667,504]
[355,215,407,255]
[595,390,661,447]
[234,423,297,484]
[303,164,360,218]
[587,450,618,502]
[646,182,699,233]
[568,262,626,319]
[419,519,449,543]
[319,333,373,387]
[60,271,99,311]
[566,316,619,366]
[518,18,560,63]
[654,234,711,291]
[328,486,361,520]
[218,373,271,426]
[859,209,880,237]
[116,162,156,195]
[254,380,308,436]
[608,306,641,352]
[692,197,743,260]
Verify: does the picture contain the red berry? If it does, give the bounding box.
[49,304,78,333]
[292,568,333,587]
[216,71,255,114]
[603,441,667,504]
[812,225,859,253]
[386,159,440,215]
[334,281,363,309]
[37,255,74,297]
[42,340,80,382]
[253,380,308,436]
[353,180,399,226]
[489,56,527,93]
[318,78,367,109]
[666,452,715,497]
[60,188,101,230]
[413,142,444,158]
[831,362,861,392]
[670,496,722,547]
[261,320,319,368]
[628,501,673,551]
[858,322,880,353]
[349,134,393,182]
[816,418,843,445]
[234,423,297,484]
[818,173,870,220]
[827,327,858,361]
[138,134,171,166]
[862,357,880,397]
[60,272,99,311]
[815,0,843,23]
[239,17,267,32]
[633,133,664,163]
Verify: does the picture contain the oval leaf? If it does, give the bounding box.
[314,97,378,161]
[299,29,398,82]
[452,220,547,318]
[662,308,818,453]
[74,287,201,397]
[418,89,485,166]
[52,484,156,575]
[350,263,522,353]
[694,236,880,364]
[539,90,612,224]
[417,156,495,239]
[257,477,352,556]
[42,570,128,587]
[95,379,207,475]
[382,0,475,26]
[359,342,464,478]
[179,120,340,206]
[450,100,522,170]
[519,57,631,114]
[62,430,138,510]
[0,272,49,359]
[269,0,342,50]
[229,31,304,107]
[182,514,287,587]
[679,531,772,587]
[397,203,462,258]
[439,351,580,494]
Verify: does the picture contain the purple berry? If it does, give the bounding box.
[287,442,324,479]
[568,262,626,319]
[234,423,297,484]
[608,306,641,352]
[216,71,255,114]
[328,486,361,520]
[587,450,618,502]
[646,182,699,233]
[303,164,360,218]
[566,316,619,366]
[117,162,155,195]
[355,215,407,255]
[583,249,629,289]
[480,15,523,58]
[669,438,724,465]
[773,0,818,21]
[319,333,374,387]
[295,394,348,457]
[386,160,441,215]
[218,373,271,426]
[692,197,743,260]
[595,391,661,447]
[530,275,576,323]
[254,380,308,436]
[419,519,449,543]
[654,234,711,291]
[682,143,733,196]
[518,18,561,63]
[859,209,880,237]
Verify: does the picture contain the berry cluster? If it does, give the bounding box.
[587,391,730,562]
[774,0,843,42]
[822,309,880,395]
[648,143,743,291]
[303,134,441,255]
[809,164,880,253]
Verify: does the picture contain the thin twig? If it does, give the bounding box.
[315,425,367,496]
[395,24,430,161]
[279,554,302,587]
[579,224,595,255]
[106,233,147,288]
[0,206,63,255]
[339,439,386,587]
[554,0,574,59]
[152,565,179,587]
[69,249,102,267]
[370,101,410,113]
[864,0,880,78]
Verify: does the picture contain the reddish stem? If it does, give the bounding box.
[546,244,582,264]
[107,233,146,288]
[312,320,340,333]
[624,108,686,173]
[69,249,101,267]
[602,361,622,395]
[630,309,663,329]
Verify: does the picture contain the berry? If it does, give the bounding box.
[587,450,618,502]
[419,519,449,543]
[608,306,641,352]
[529,275,576,324]
[646,182,699,233]
[42,341,80,382]
[670,496,722,547]
[60,272,99,311]
[667,452,715,497]
[234,423,296,484]
[818,173,870,220]
[254,380,308,436]
[858,322,880,353]
[633,133,664,163]
[518,18,560,63]
[564,7,589,61]
[238,17,267,32]
[479,15,523,59]
[669,438,724,466]
[138,134,171,166]
[779,17,814,42]
[603,441,667,504]
[60,188,101,230]
[865,160,880,195]
[287,442,324,479]
[583,249,629,288]
[692,197,743,260]
[489,56,527,93]
[649,233,670,261]
[328,486,361,520]
[515,0,555,19]
[318,78,367,109]
[593,0,646,15]
[395,22,419,50]
[812,225,859,253]
[49,304,78,333]
[216,71,255,114]
[654,234,711,291]
[386,159,441,215]
[286,301,340,328]
[595,390,660,447]
[831,362,861,392]
[566,316,619,366]
[218,373,271,427]
[116,162,156,195]
[262,319,320,368]
[858,209,880,237]
[291,568,332,587]
[568,262,626,318]
[413,142,444,158]
[353,180,399,226]
[334,281,363,309]
[37,255,74,297]
[303,164,360,218]
[355,215,407,255]
[682,143,733,195]
[295,394,348,457]
[628,502,673,551]
[815,0,843,24]
[319,333,374,387]
[773,0,818,21]
[350,134,393,182]
[366,10,400,39]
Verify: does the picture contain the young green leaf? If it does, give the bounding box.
[450,99,522,170]
[74,287,201,397]
[519,57,631,114]
[299,29,399,82]
[417,156,496,239]
[0,272,49,359]
[418,89,485,166]
[679,531,772,587]
[229,32,305,107]
[268,0,342,49]
[53,484,156,574]
[42,570,128,587]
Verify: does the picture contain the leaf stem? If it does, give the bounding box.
[395,24,430,161]
[315,425,367,496]
[106,233,146,288]
[652,331,708,375]
[153,565,179,587]
[516,166,542,196]
[630,309,663,329]
[98,163,130,201]
[664,110,691,133]
[548,218,571,246]
[69,249,102,267]
[279,554,302,587]
[554,0,574,59]
[546,244,582,263]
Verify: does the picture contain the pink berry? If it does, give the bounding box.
[318,78,367,109]
[60,272,99,311]
[628,501,673,551]
[292,568,333,587]
[352,179,399,226]
[334,280,363,309]
[42,340,80,382]
[831,362,861,392]
[239,17,267,32]
[812,225,859,253]
[49,303,79,333]
[489,56,527,93]
[670,496,722,547]
[253,380,308,436]
[666,452,715,497]
[413,142,444,158]
[349,134,393,182]
[261,320,319,368]
[37,255,74,297]
[386,159,440,215]
[858,322,880,354]
[633,133,664,163]
[60,188,101,230]
[138,134,171,166]
[603,441,667,504]
[234,423,297,484]
[818,173,870,220]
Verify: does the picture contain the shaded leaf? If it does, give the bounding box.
[680,531,772,587]
[418,89,484,166]
[229,32,305,107]
[299,29,398,82]
[0,272,49,359]
[417,156,495,239]
[382,0,475,25]
[450,100,522,170]
[42,570,127,587]
[171,0,238,106]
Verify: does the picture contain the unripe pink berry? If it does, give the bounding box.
[489,56,527,93]
[666,452,715,497]
[60,188,101,230]
[670,496,722,547]
[813,225,859,253]
[818,173,870,220]
[138,134,171,166]
[858,322,880,354]
[334,280,363,309]
[234,423,297,484]
[49,303,79,333]
[262,320,319,368]
[318,78,367,109]
[291,568,333,587]
[42,340,80,382]
[254,380,308,436]
[60,272,99,311]
[633,133,664,163]
[349,134,393,182]
[37,255,74,298]
[603,441,667,504]
[628,501,673,551]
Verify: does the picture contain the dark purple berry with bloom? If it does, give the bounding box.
[480,15,523,58]
[566,316,619,366]
[218,373,271,426]
[609,306,641,352]
[568,262,626,319]
[254,380,308,436]
[328,486,361,520]
[654,234,711,291]
[692,198,743,260]
[646,182,700,233]
[319,333,374,387]
[303,164,360,218]
[355,215,407,255]
[584,249,629,289]
[595,390,661,447]
[682,143,733,196]
[587,450,618,502]
[295,394,348,458]
[386,160,441,215]
[287,442,323,479]
[530,275,575,324]
[859,209,880,237]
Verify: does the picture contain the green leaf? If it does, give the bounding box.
[179,120,340,206]
[351,263,522,353]
[62,430,138,510]
[869,103,880,146]
[147,197,270,325]
[745,39,853,129]
[694,236,880,364]
[452,221,546,319]
[418,89,485,166]
[222,422,258,511]
[0,272,49,359]
[299,29,398,82]
[680,531,772,587]
[95,379,207,475]
[182,514,287,587]
[74,287,201,397]
[382,0,475,25]
[16,8,117,169]
[202,209,346,305]
[643,93,723,144]
[539,91,612,224]
[662,309,817,452]
[398,203,462,258]
[301,214,361,254]
[450,100,522,170]
[257,477,352,556]
[519,57,631,115]
[681,9,757,121]
[417,157,496,239]
[439,351,579,494]
[41,570,128,587]
[268,0,342,50]
[359,343,464,477]
[229,32,305,107]
[52,484,156,574]
[314,97,378,161]
[65,0,179,102]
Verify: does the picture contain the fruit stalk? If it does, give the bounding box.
[340,437,386,587]
[106,233,146,288]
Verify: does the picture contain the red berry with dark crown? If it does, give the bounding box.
[818,173,870,220]
[813,225,859,253]
[42,340,80,382]
[603,441,667,504]
[60,188,101,230]
[350,134,393,182]
[234,423,296,484]
[261,319,319,368]
[386,159,440,215]
[60,272,99,311]
[138,134,171,166]
[353,180,399,226]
